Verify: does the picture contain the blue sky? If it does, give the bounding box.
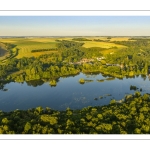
[0,16,150,36]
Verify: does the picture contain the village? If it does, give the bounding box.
[69,57,105,65]
[68,56,123,68]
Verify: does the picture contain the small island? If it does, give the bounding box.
[79,78,85,84]
[49,80,57,86]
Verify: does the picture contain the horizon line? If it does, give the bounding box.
[1,36,150,37]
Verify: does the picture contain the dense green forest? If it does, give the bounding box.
[0,92,150,134]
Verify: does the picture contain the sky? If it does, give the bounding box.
[0,16,150,36]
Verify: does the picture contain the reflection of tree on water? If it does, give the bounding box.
[125,75,135,79]
[148,75,150,81]
[26,79,44,87]
[0,82,4,90]
[141,74,147,81]
[0,81,9,91]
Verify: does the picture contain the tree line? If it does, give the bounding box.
[31,48,58,53]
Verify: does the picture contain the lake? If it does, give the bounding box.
[0,73,150,112]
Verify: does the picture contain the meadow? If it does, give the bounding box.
[0,38,59,58]
[0,37,129,59]
[82,41,126,48]
[80,37,127,54]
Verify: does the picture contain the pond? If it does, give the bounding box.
[0,73,150,112]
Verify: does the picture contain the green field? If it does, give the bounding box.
[81,41,127,55]
[82,41,126,48]
[0,38,59,58]
[0,37,129,59]
[70,37,128,55]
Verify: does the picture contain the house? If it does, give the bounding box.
[97,57,105,61]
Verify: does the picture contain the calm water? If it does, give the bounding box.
[0,73,150,112]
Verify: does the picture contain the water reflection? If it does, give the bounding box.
[0,82,4,90]
[0,73,150,112]
[141,74,147,81]
[26,79,44,87]
[0,81,10,91]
